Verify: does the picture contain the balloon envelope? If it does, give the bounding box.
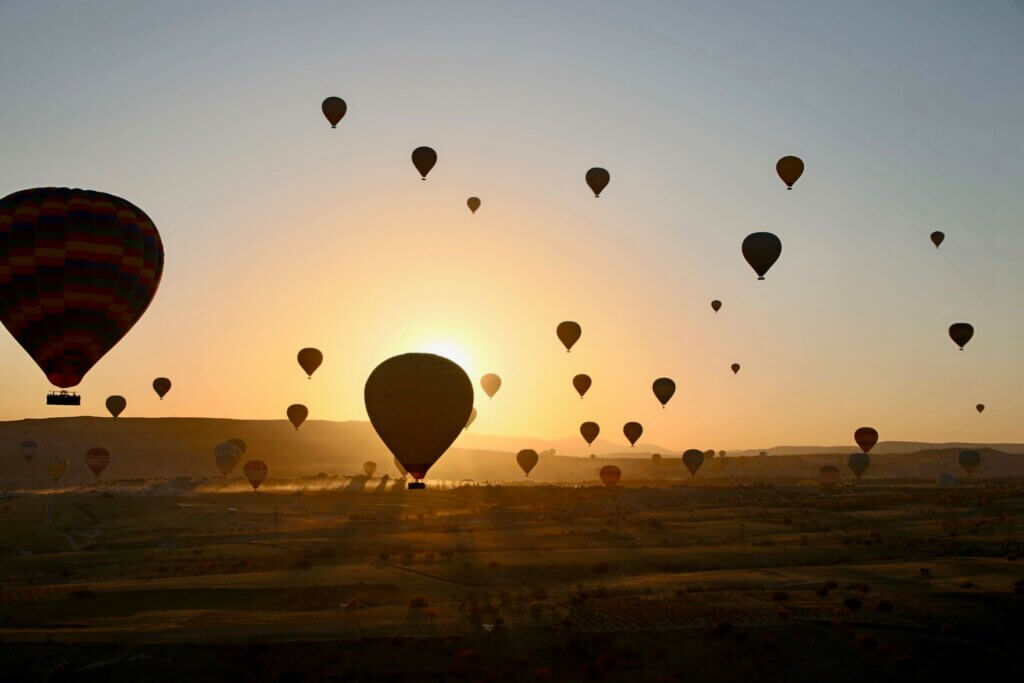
[243,460,268,490]
[321,97,347,128]
[556,321,582,351]
[730,363,740,374]
[741,232,782,280]
[297,348,323,378]
[958,449,980,475]
[847,452,869,479]
[580,421,600,445]
[651,453,661,463]
[623,422,643,446]
[573,374,592,398]
[711,300,722,312]
[363,461,377,477]
[20,440,38,464]
[153,377,171,399]
[854,427,879,453]
[480,373,501,398]
[930,231,945,248]
[287,404,308,430]
[516,449,539,476]
[105,395,126,418]
[84,447,110,478]
[467,197,481,213]
[599,465,621,486]
[682,449,704,477]
[819,465,841,483]
[45,456,70,483]
[776,156,804,189]
[215,442,241,476]
[411,146,437,179]
[585,168,610,197]
[227,438,246,456]
[976,403,984,414]
[652,378,675,407]
[948,322,974,349]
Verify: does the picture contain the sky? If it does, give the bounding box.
[1,1,1023,450]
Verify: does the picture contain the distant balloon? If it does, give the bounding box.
[227,438,247,456]
[930,231,945,248]
[730,363,740,375]
[215,442,241,476]
[84,447,110,479]
[976,404,985,414]
[742,232,782,280]
[321,97,347,128]
[682,449,704,477]
[651,453,661,463]
[557,321,582,352]
[516,449,539,477]
[847,452,870,479]
[411,146,437,180]
[20,440,38,464]
[652,378,675,408]
[759,451,768,457]
[599,464,621,486]
[585,168,610,197]
[776,156,804,189]
[467,197,481,214]
[243,460,268,490]
[623,422,643,447]
[480,373,501,399]
[45,456,70,484]
[854,427,878,454]
[573,374,592,398]
[958,449,980,476]
[105,395,126,419]
[465,407,477,429]
[152,377,171,399]
[287,404,308,430]
[711,300,722,313]
[364,353,473,486]
[704,449,715,458]
[580,421,600,446]
[936,473,956,488]
[718,450,726,457]
[948,323,974,350]
[363,461,377,477]
[297,348,323,378]
[819,464,841,483]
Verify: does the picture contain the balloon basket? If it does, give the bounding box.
[408,482,426,490]
[46,391,80,406]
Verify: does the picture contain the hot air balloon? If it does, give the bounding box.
[465,407,477,429]
[958,449,980,476]
[930,231,945,248]
[215,442,241,476]
[585,168,610,197]
[573,374,592,398]
[480,373,501,399]
[599,465,621,486]
[363,461,377,478]
[412,146,437,180]
[973,404,985,415]
[949,323,974,350]
[45,456,70,484]
[711,300,722,313]
[854,427,878,454]
[759,451,768,457]
[364,353,473,489]
[819,464,841,484]
[682,449,704,477]
[243,460,268,490]
[516,449,539,477]
[936,473,956,488]
[623,422,643,447]
[652,378,675,408]
[467,197,481,214]
[227,438,247,456]
[1,188,164,395]
[718,450,726,457]
[742,232,782,280]
[152,377,171,399]
[19,440,38,464]
[730,363,740,375]
[652,453,661,463]
[287,404,308,430]
[776,156,804,189]
[84,447,110,479]
[556,321,581,351]
[580,421,600,446]
[393,456,409,477]
[105,395,126,419]
[704,449,715,459]
[847,452,869,479]
[321,97,347,128]
[297,348,323,378]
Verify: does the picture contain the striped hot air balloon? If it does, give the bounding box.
[0,188,164,390]
[45,456,70,484]
[214,442,242,476]
[19,440,38,464]
[84,447,110,479]
[243,460,268,490]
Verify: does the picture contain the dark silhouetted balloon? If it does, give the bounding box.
[958,449,980,476]
[776,156,804,189]
[105,395,126,419]
[481,373,501,399]
[363,461,377,477]
[364,353,473,486]
[847,452,869,479]
[321,97,347,128]
[573,374,592,398]
[393,457,408,476]
[930,231,945,248]
[854,427,878,454]
[465,407,477,429]
[819,464,841,483]
[682,449,704,477]
[730,363,740,375]
[759,450,768,457]
[580,421,600,446]
[467,197,480,214]
[623,422,643,447]
[585,168,610,197]
[599,464,621,486]
[152,377,171,399]
[976,403,984,414]
[517,449,539,476]
[711,300,722,313]
[227,438,246,456]
[742,232,782,280]
[0,188,164,389]
[84,447,110,478]
[557,321,582,351]
[948,322,974,350]
[412,146,437,180]
[46,456,69,483]
[243,460,268,490]
[652,452,661,463]
[20,440,38,464]
[652,378,675,408]
[297,348,323,378]
[287,404,308,430]
[215,442,241,476]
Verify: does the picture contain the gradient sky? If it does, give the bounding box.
[1,1,1022,450]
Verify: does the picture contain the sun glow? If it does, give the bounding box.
[416,339,475,376]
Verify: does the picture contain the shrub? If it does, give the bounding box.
[843,596,862,610]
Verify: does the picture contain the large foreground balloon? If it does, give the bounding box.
[84,447,110,478]
[948,323,974,350]
[854,427,878,453]
[297,348,323,378]
[0,188,164,389]
[930,231,945,248]
[480,373,501,399]
[580,421,600,446]
[363,461,377,477]
[516,449,539,477]
[152,377,171,399]
[585,168,610,197]
[243,460,268,490]
[573,374,592,398]
[215,442,241,476]
[741,232,782,280]
[412,146,437,180]
[599,465,621,486]
[467,197,481,214]
[46,456,69,483]
[776,156,804,189]
[623,422,643,447]
[958,449,980,476]
[20,440,38,464]
[557,321,581,351]
[287,403,308,430]
[105,395,126,418]
[847,452,869,479]
[652,378,675,408]
[321,97,347,128]
[393,456,408,477]
[364,353,473,487]
[682,449,704,477]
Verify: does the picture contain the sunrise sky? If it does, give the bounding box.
[2,1,1022,450]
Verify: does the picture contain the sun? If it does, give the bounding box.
[416,339,475,374]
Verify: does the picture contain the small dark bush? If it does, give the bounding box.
[843,596,862,610]
[772,591,789,602]
[409,596,430,608]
